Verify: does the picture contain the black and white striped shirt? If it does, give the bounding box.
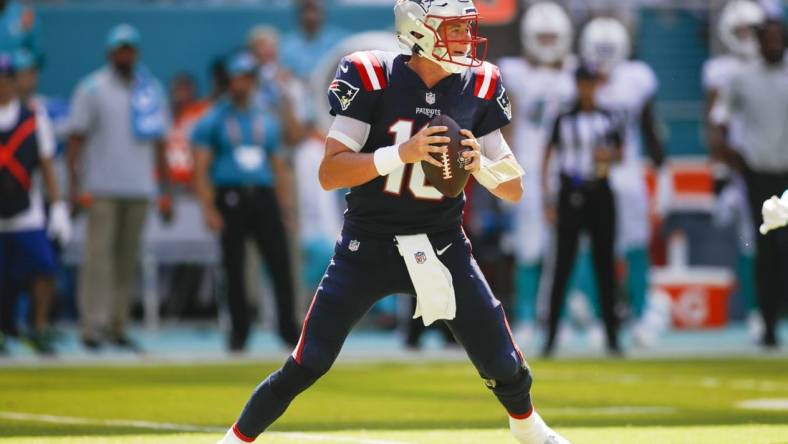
[548,105,623,181]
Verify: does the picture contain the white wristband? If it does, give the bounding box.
[473,156,499,189]
[473,155,525,190]
[373,144,404,176]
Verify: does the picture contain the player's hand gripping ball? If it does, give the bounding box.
[421,114,472,198]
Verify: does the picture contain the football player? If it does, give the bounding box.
[704,0,764,341]
[499,1,575,338]
[217,1,570,443]
[580,17,665,343]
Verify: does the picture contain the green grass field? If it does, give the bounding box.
[1,357,787,443]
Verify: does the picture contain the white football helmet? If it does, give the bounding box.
[718,0,765,60]
[394,0,487,74]
[521,2,573,65]
[580,17,631,74]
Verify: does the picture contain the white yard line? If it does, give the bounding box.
[0,411,415,444]
[540,406,677,415]
[736,399,788,411]
[0,411,223,433]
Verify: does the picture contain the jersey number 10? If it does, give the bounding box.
[383,120,444,201]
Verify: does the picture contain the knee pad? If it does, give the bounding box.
[480,353,523,384]
[269,357,323,401]
[483,363,533,400]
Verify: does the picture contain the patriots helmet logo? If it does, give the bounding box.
[497,88,512,120]
[329,79,360,111]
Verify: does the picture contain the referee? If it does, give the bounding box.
[192,53,300,351]
[541,66,624,357]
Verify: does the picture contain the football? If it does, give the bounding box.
[421,114,472,198]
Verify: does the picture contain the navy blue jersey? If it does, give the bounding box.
[328,51,512,235]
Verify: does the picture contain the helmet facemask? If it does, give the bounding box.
[425,14,488,74]
[395,0,488,75]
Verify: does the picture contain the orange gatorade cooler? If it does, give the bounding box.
[650,267,734,329]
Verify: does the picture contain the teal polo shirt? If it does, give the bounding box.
[191,98,281,187]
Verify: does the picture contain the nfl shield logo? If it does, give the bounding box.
[348,239,360,252]
[425,91,436,105]
[415,251,427,264]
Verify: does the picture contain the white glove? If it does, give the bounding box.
[760,191,788,235]
[47,201,72,244]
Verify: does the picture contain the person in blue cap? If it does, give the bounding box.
[192,52,300,352]
[66,24,172,352]
[0,51,68,355]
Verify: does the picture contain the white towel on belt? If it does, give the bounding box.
[395,234,456,326]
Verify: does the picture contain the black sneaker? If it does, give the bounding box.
[111,336,143,353]
[228,331,248,352]
[607,345,625,358]
[760,333,779,350]
[540,345,555,359]
[27,332,56,356]
[82,337,102,352]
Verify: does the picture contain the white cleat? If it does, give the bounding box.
[747,311,765,343]
[543,431,572,444]
[586,322,606,351]
[510,411,572,444]
[217,426,248,444]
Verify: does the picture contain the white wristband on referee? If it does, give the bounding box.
[373,144,404,176]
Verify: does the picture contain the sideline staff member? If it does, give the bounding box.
[192,53,299,351]
[541,66,623,357]
[711,19,788,348]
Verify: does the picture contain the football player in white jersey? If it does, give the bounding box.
[499,2,575,338]
[580,17,665,343]
[704,0,764,341]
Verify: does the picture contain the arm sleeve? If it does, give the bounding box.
[710,78,738,126]
[479,129,513,161]
[327,115,371,152]
[327,54,381,124]
[636,62,659,102]
[35,105,56,160]
[67,81,95,136]
[702,59,719,91]
[474,67,513,137]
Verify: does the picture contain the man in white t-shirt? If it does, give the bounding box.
[704,0,765,341]
[0,52,69,355]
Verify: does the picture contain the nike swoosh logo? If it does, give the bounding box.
[436,243,452,256]
[340,63,349,73]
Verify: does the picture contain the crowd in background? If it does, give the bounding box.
[0,0,786,357]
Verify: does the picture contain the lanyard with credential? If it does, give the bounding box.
[225,111,267,172]
[224,111,266,148]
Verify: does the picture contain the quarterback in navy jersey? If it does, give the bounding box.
[326,47,512,235]
[218,1,570,443]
